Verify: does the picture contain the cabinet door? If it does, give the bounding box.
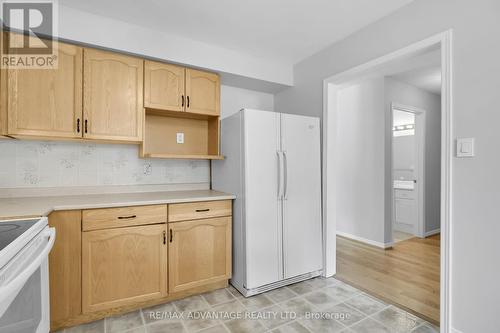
[83,49,143,142]
[185,69,220,116]
[144,61,185,112]
[394,197,417,234]
[48,210,82,328]
[168,217,231,293]
[6,37,82,138]
[82,224,167,313]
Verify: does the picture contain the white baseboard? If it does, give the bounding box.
[425,228,441,237]
[337,231,394,249]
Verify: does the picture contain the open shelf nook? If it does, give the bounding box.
[140,109,223,160]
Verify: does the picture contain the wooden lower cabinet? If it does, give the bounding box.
[168,217,232,293]
[48,201,232,331]
[48,211,82,326]
[82,224,168,313]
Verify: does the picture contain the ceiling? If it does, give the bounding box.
[60,0,413,64]
[390,65,442,95]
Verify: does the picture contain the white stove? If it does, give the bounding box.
[0,217,55,333]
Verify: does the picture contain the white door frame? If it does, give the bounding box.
[321,30,452,333]
[391,103,426,239]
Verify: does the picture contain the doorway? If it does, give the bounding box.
[322,31,452,332]
[391,104,425,241]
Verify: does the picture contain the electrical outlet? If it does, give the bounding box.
[176,132,184,144]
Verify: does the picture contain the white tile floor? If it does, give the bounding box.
[58,277,439,333]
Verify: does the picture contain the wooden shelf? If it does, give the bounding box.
[142,153,224,160]
[140,110,221,160]
[145,108,217,120]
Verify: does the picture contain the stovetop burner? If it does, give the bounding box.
[0,219,38,252]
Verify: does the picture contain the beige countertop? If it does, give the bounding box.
[0,190,236,220]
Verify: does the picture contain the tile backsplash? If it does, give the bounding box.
[0,140,210,188]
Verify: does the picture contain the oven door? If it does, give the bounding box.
[0,227,56,333]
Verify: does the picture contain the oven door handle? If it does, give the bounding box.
[0,227,56,299]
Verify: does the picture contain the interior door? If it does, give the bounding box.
[243,109,282,289]
[281,113,323,278]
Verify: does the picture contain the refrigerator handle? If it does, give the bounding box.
[283,151,288,200]
[277,151,284,199]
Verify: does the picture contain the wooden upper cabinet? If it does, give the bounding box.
[5,37,83,138]
[82,224,167,313]
[83,49,143,142]
[168,217,231,293]
[185,69,220,116]
[144,61,185,112]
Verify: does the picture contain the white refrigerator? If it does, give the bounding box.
[212,109,323,296]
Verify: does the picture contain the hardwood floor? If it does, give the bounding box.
[336,234,440,325]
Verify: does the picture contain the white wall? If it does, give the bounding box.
[275,0,500,331]
[385,78,441,235]
[335,78,386,245]
[58,5,293,89]
[220,85,274,119]
[335,77,440,245]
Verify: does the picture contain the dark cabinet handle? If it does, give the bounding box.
[163,231,166,245]
[117,215,136,220]
[181,95,184,107]
[77,119,80,133]
[84,119,88,134]
[195,209,210,212]
[169,229,173,243]
[187,96,190,108]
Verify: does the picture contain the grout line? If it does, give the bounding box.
[66,277,433,333]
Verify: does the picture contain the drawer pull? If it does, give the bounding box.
[117,215,137,220]
[195,209,210,212]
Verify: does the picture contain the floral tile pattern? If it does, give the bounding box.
[0,141,209,188]
[54,277,439,333]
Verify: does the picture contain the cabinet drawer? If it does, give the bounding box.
[82,205,167,231]
[168,200,231,222]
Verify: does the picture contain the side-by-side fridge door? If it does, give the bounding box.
[281,113,323,279]
[243,109,283,289]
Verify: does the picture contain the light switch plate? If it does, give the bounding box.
[456,138,474,157]
[176,132,184,144]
